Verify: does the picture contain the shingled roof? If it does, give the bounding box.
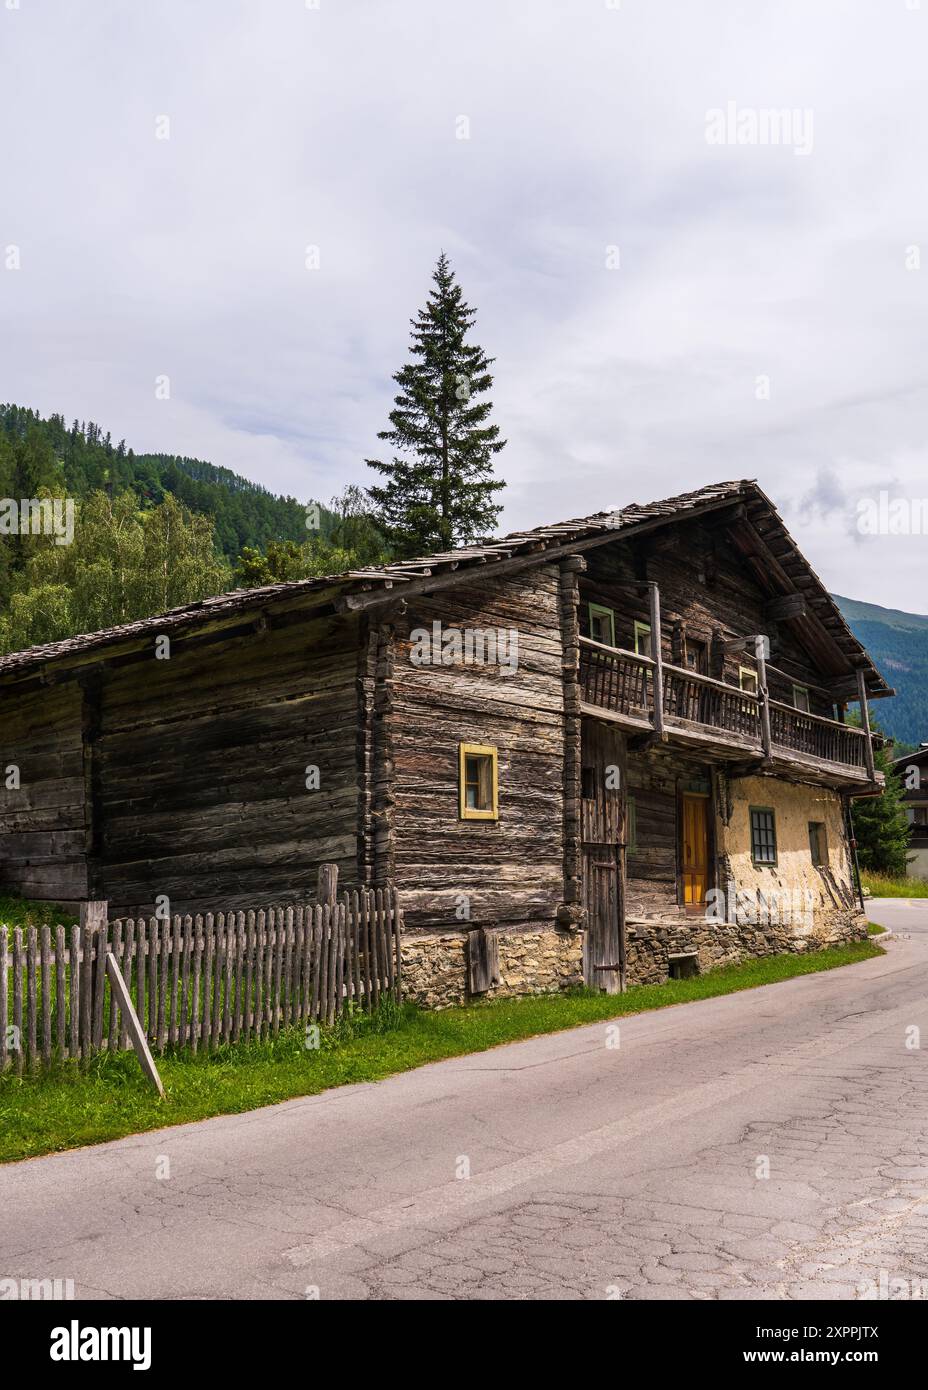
[0,478,891,697]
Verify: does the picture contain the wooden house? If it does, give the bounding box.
[0,481,891,1005]
[894,745,928,881]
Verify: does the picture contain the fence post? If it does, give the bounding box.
[80,901,108,1058]
[0,924,7,1074]
[317,863,339,906]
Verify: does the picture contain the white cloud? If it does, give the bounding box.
[1,0,926,607]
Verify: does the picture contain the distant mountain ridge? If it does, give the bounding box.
[832,594,928,748]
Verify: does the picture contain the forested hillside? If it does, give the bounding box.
[0,404,331,560]
[833,594,928,750]
[0,404,386,655]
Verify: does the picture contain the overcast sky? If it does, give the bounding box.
[2,0,927,609]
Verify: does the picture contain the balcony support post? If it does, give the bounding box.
[855,668,877,783]
[754,634,773,762]
[648,581,666,741]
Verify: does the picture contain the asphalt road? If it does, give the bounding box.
[2,898,927,1301]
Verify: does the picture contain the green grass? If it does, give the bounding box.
[867,922,887,936]
[862,872,928,899]
[0,895,78,930]
[0,938,883,1165]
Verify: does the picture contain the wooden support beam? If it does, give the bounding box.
[856,668,877,783]
[755,635,773,763]
[765,593,807,622]
[105,951,164,1096]
[649,582,666,742]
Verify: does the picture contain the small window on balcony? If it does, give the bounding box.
[739,666,758,695]
[808,820,827,866]
[634,621,652,658]
[750,807,777,866]
[793,685,811,713]
[686,638,708,674]
[588,603,615,647]
[459,744,498,821]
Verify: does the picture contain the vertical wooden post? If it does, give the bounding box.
[856,668,877,783]
[0,924,7,1075]
[754,634,773,761]
[317,862,339,907]
[80,900,108,1057]
[844,793,866,913]
[648,581,665,741]
[557,556,585,930]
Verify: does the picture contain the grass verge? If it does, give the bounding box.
[867,922,888,936]
[862,873,928,899]
[0,939,882,1165]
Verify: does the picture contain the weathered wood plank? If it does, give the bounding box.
[105,952,164,1097]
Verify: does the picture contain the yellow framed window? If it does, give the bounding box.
[739,665,758,694]
[459,743,499,820]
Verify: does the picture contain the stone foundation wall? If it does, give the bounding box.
[401,928,583,1010]
[626,908,867,987]
[401,904,866,1008]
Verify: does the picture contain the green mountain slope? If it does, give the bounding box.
[832,594,928,748]
[0,404,335,561]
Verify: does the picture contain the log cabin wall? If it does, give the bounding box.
[580,521,837,715]
[94,613,361,916]
[387,566,566,936]
[0,611,363,917]
[0,681,89,903]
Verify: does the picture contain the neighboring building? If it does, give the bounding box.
[0,480,890,1006]
[894,745,928,881]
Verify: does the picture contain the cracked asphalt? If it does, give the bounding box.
[2,898,926,1301]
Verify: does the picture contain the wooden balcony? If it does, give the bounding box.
[578,637,879,786]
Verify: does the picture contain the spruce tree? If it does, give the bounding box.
[366,253,505,557]
[850,719,913,878]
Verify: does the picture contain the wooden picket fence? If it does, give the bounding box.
[0,866,402,1076]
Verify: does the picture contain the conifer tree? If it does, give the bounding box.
[850,718,913,877]
[366,253,505,557]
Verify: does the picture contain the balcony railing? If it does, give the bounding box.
[578,637,874,776]
[768,699,868,770]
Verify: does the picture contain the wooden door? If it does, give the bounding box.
[681,793,709,909]
[581,721,625,993]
